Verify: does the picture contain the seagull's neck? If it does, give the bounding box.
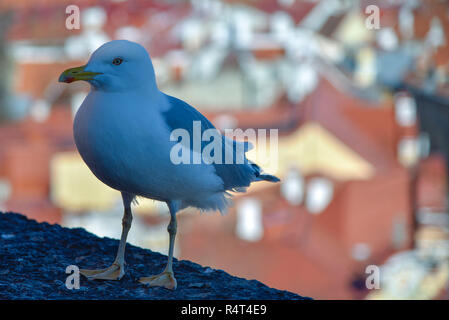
[88,85,169,112]
[90,81,160,95]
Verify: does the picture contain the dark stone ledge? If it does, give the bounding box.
[0,212,310,300]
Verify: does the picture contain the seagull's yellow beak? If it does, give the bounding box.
[58,65,102,83]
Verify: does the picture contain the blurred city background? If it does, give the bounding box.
[0,0,449,299]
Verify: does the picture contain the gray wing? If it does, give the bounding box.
[161,94,262,191]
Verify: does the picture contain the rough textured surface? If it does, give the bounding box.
[0,212,309,300]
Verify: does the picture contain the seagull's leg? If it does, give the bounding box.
[139,200,178,290]
[80,192,134,280]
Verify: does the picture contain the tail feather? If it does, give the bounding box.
[258,174,280,183]
[251,163,280,183]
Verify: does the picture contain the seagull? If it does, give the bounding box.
[59,40,279,290]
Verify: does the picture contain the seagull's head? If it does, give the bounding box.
[59,40,157,92]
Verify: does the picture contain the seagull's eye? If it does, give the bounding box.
[112,58,123,66]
